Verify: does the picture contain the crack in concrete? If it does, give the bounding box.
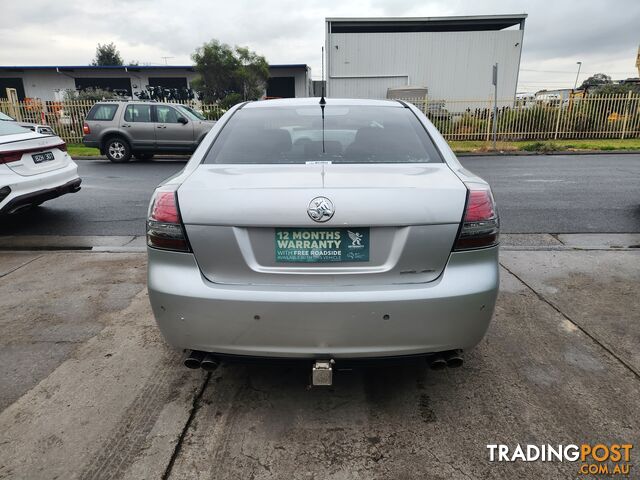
[500,262,640,381]
[0,254,43,278]
[162,371,212,480]
[550,233,565,245]
[121,236,139,247]
[240,431,272,474]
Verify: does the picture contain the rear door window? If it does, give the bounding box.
[86,104,119,121]
[203,105,442,164]
[124,105,152,122]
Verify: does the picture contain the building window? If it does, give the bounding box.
[147,77,188,89]
[74,77,132,96]
[0,78,26,100]
[267,77,295,98]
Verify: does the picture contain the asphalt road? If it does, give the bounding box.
[1,154,639,236]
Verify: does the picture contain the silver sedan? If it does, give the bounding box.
[147,98,499,382]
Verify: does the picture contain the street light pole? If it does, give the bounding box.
[492,63,498,150]
[573,61,582,89]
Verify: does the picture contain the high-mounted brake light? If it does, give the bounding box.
[146,188,190,251]
[453,184,499,251]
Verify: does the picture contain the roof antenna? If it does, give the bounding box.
[320,45,326,153]
[320,45,326,105]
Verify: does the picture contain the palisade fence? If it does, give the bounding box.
[404,93,640,141]
[0,99,226,143]
[1,94,640,144]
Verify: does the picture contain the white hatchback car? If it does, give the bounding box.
[0,121,81,214]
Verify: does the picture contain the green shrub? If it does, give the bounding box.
[522,142,560,152]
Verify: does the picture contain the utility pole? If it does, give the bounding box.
[573,61,582,89]
[492,63,498,150]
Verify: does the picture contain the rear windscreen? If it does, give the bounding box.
[203,105,442,164]
[86,104,118,121]
[0,121,30,136]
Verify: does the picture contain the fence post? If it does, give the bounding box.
[485,95,492,142]
[553,99,563,140]
[621,91,632,140]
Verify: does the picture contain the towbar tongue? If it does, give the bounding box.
[312,360,334,386]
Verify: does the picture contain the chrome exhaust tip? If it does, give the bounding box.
[444,349,464,368]
[200,353,220,371]
[428,354,447,370]
[184,350,205,369]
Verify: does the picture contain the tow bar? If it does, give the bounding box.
[311,359,335,386]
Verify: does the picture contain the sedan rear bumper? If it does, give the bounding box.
[147,246,499,358]
[0,162,81,214]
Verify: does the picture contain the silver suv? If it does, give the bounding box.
[82,102,216,162]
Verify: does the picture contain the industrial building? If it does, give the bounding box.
[0,64,312,101]
[325,14,527,104]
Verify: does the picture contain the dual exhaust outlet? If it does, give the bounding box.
[184,350,220,371]
[427,349,464,370]
[183,349,464,382]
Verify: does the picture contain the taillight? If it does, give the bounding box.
[146,187,190,252]
[0,151,23,164]
[0,142,67,164]
[83,123,91,135]
[453,184,499,251]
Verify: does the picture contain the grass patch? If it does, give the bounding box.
[449,138,640,154]
[67,139,640,158]
[68,144,101,157]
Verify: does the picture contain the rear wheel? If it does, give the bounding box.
[105,137,131,163]
[133,153,154,161]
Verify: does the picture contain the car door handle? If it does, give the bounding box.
[122,124,131,128]
[156,125,167,129]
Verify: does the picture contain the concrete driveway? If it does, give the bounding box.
[0,238,638,479]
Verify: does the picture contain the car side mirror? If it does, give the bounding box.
[177,116,188,125]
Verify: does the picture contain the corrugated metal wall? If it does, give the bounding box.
[327,30,523,105]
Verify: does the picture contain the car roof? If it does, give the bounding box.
[243,98,405,109]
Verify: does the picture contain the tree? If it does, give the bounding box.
[191,40,269,105]
[92,42,123,66]
[591,82,640,96]
[579,73,612,90]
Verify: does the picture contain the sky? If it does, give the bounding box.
[1,0,639,92]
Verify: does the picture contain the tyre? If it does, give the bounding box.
[133,153,154,161]
[105,137,132,163]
